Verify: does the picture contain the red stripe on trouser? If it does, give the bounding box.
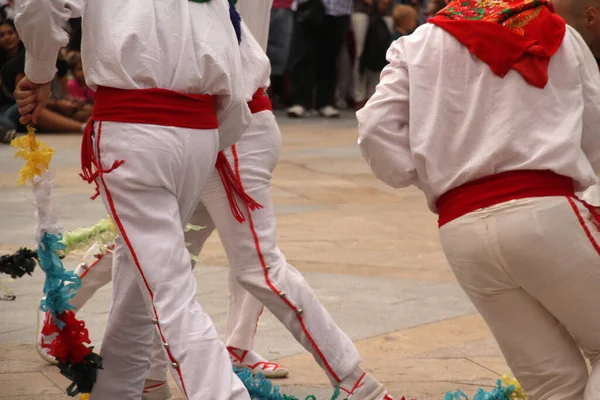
[567,197,600,256]
[79,244,114,279]
[230,144,341,382]
[94,122,190,399]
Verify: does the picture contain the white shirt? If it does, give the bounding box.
[239,21,271,99]
[15,0,251,150]
[357,24,600,212]
[236,0,273,52]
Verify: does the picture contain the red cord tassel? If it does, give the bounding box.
[80,121,124,200]
[215,151,263,223]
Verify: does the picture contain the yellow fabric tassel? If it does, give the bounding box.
[79,394,90,400]
[11,125,55,185]
[501,373,527,399]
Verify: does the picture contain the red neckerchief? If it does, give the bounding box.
[429,0,566,88]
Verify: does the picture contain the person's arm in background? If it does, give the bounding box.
[356,39,417,189]
[14,0,85,124]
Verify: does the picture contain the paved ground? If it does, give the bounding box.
[0,111,510,399]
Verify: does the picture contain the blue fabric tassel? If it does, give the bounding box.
[38,233,81,328]
[445,379,517,400]
[233,367,342,400]
[228,0,242,43]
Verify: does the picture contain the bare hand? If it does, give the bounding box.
[15,77,51,125]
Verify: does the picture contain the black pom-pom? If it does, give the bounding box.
[0,248,38,279]
[58,351,103,397]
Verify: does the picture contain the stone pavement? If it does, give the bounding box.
[0,111,510,399]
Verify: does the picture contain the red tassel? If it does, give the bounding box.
[79,121,124,200]
[215,152,263,223]
[41,311,92,364]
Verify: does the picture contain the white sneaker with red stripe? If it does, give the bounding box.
[142,382,172,400]
[339,372,393,400]
[35,306,58,365]
[228,347,289,379]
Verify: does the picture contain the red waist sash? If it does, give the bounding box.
[80,86,261,222]
[436,170,575,227]
[248,88,272,114]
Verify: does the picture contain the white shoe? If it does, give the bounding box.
[228,348,289,379]
[318,105,340,118]
[142,382,172,400]
[36,306,58,365]
[339,372,391,400]
[287,104,308,118]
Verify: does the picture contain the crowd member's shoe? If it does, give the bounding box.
[287,104,308,118]
[336,99,349,110]
[0,128,16,144]
[339,372,392,400]
[228,347,289,379]
[319,105,340,118]
[142,382,172,400]
[36,307,58,365]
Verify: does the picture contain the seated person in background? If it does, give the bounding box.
[2,49,87,132]
[67,52,94,104]
[45,52,92,122]
[392,4,418,40]
[0,18,22,140]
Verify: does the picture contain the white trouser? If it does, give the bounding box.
[440,196,600,400]
[351,12,369,103]
[71,211,262,357]
[149,110,361,385]
[90,121,249,400]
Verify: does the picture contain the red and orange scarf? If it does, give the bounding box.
[429,0,566,88]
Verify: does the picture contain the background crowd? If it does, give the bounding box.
[0,0,444,143]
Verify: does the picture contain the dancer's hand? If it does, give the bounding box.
[15,77,51,125]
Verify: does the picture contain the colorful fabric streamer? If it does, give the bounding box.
[12,126,102,397]
[11,127,55,185]
[233,368,342,400]
[444,375,527,400]
[60,216,117,255]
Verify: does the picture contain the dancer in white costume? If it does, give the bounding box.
[35,0,289,385]
[16,0,254,399]
[358,0,600,398]
[35,2,394,400]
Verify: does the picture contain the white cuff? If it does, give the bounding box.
[24,52,56,85]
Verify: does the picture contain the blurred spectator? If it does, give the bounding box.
[67,53,94,104]
[0,22,87,134]
[0,0,14,20]
[287,0,352,118]
[425,0,445,19]
[44,52,92,122]
[358,0,396,102]
[0,18,20,142]
[391,4,417,39]
[66,18,82,55]
[0,18,21,70]
[267,0,294,107]
[350,0,371,110]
